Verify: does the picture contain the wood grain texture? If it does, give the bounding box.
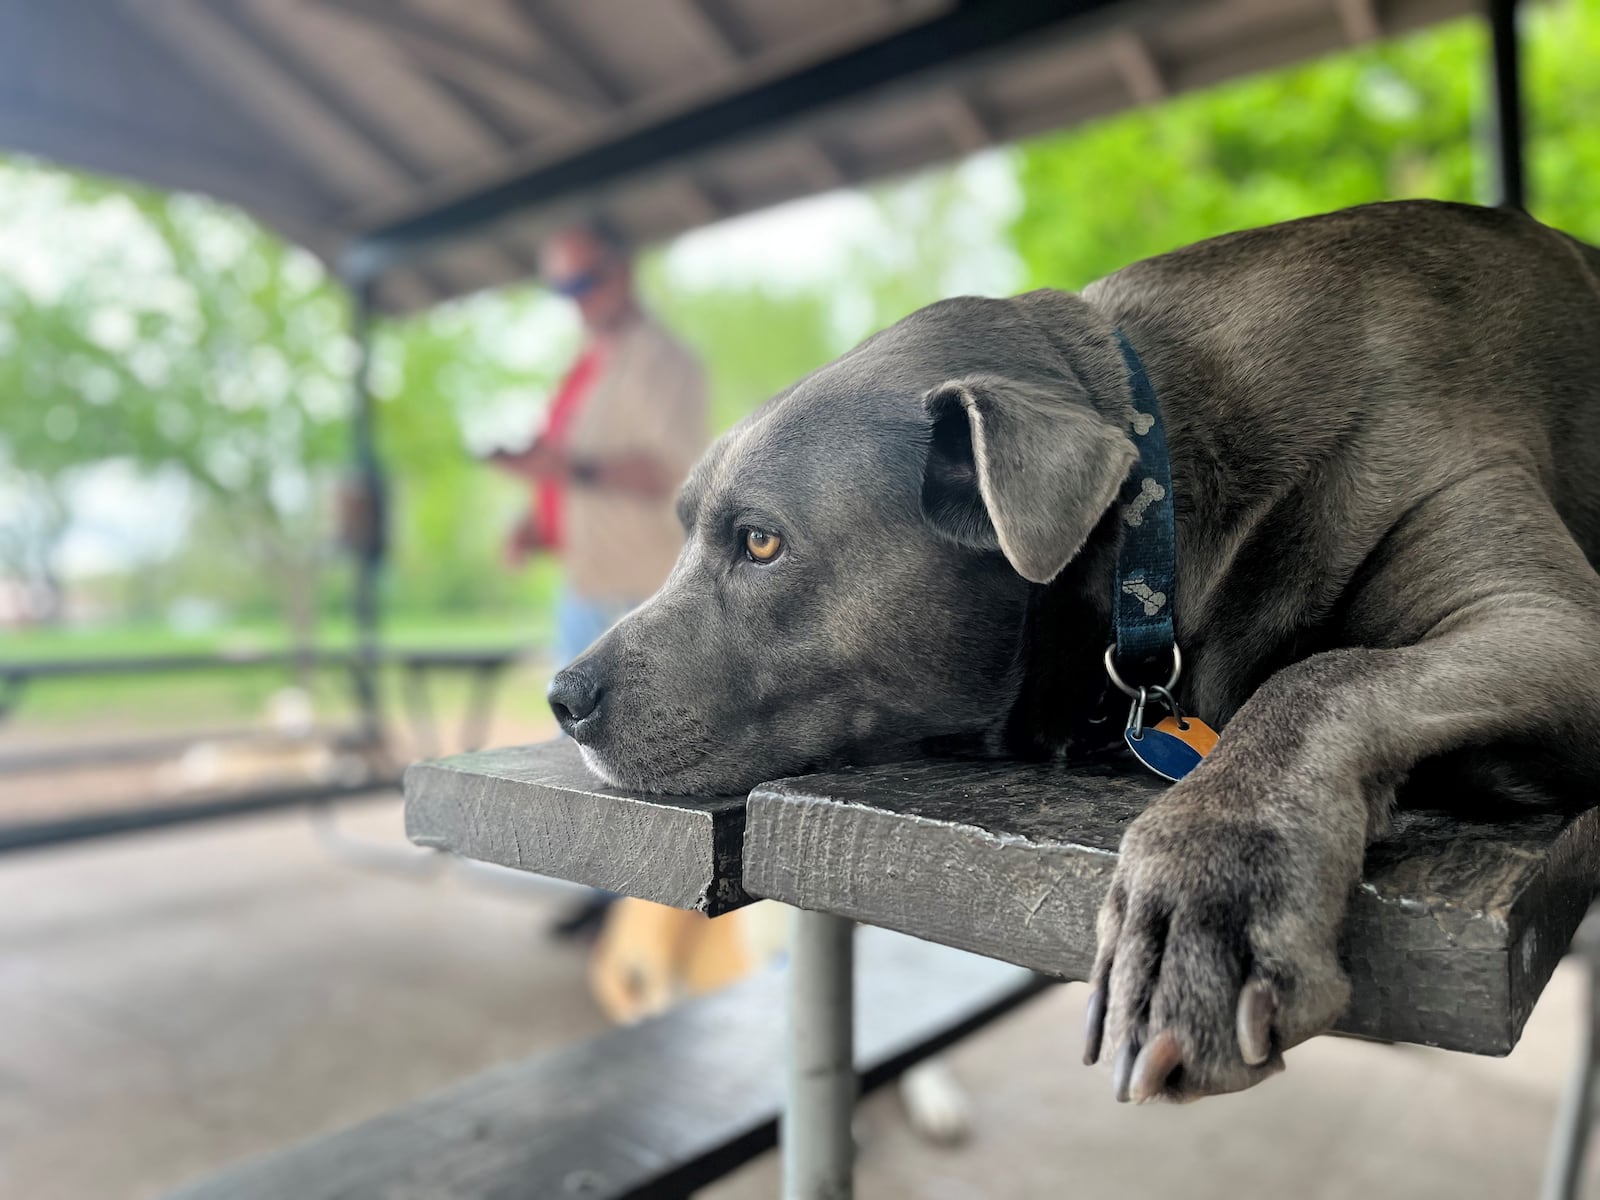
[743,758,1600,1054]
[169,928,1049,1200]
[404,740,750,914]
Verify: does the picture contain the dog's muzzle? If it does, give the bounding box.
[548,665,604,741]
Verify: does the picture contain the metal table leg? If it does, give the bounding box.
[1544,941,1600,1200]
[784,909,856,1200]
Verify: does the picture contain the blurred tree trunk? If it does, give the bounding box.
[0,472,70,625]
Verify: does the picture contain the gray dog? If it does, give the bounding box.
[549,200,1600,1102]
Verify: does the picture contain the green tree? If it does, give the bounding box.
[1012,1,1600,289]
[638,160,1022,433]
[8,0,1594,641]
[0,165,555,635]
[0,169,352,631]
[368,291,562,621]
[639,275,840,432]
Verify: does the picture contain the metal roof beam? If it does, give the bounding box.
[679,176,732,224]
[939,93,996,153]
[1111,31,1167,104]
[246,0,537,291]
[502,0,631,107]
[231,0,435,182]
[1488,0,1525,211]
[795,141,852,190]
[1336,0,1385,43]
[345,0,1126,281]
[0,90,330,225]
[672,0,753,63]
[124,0,403,203]
[316,0,604,126]
[126,1,487,299]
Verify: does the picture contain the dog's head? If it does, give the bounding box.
[550,290,1138,793]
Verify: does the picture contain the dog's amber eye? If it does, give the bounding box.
[743,528,783,563]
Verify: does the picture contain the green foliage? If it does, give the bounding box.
[0,169,563,632]
[1524,0,1600,235]
[367,295,560,620]
[636,162,1025,434]
[638,273,840,432]
[3,0,1597,648]
[1013,1,1600,288]
[0,169,352,629]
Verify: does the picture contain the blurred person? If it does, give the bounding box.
[489,223,708,938]
[492,223,708,672]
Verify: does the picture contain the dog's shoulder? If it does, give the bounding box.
[1085,200,1567,308]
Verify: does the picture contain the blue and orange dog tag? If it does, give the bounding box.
[1124,715,1219,782]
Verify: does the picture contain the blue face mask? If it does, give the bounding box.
[549,269,604,299]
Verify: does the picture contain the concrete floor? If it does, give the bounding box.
[1,797,1595,1200]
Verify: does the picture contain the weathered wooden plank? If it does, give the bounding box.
[168,927,1050,1200]
[743,758,1600,1055]
[404,741,1600,1052]
[403,740,750,914]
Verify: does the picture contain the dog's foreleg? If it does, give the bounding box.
[1085,468,1600,1101]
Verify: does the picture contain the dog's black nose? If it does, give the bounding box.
[548,666,603,736]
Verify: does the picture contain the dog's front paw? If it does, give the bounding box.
[1083,788,1352,1102]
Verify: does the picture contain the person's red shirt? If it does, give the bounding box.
[535,344,605,549]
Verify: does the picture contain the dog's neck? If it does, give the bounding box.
[983,294,1243,757]
[998,506,1123,761]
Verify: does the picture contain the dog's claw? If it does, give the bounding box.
[1128,1029,1183,1103]
[1083,986,1107,1066]
[1236,979,1277,1066]
[1111,1037,1139,1103]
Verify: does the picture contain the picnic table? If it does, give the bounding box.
[404,739,1600,1199]
[0,646,526,756]
[0,645,529,853]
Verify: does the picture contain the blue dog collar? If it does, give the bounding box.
[1105,331,1219,781]
[1108,330,1179,683]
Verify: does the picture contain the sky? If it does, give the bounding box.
[664,149,1019,296]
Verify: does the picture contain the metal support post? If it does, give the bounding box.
[783,909,857,1200]
[1543,919,1600,1200]
[343,280,388,751]
[1488,0,1525,210]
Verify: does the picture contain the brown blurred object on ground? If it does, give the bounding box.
[587,899,784,1024]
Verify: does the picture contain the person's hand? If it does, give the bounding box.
[522,440,563,479]
[502,514,548,568]
[486,439,564,480]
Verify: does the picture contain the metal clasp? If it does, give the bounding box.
[1107,645,1186,742]
[1104,643,1183,698]
[1126,687,1148,740]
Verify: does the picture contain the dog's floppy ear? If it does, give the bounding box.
[921,375,1136,583]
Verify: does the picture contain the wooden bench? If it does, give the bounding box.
[168,926,1048,1200]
